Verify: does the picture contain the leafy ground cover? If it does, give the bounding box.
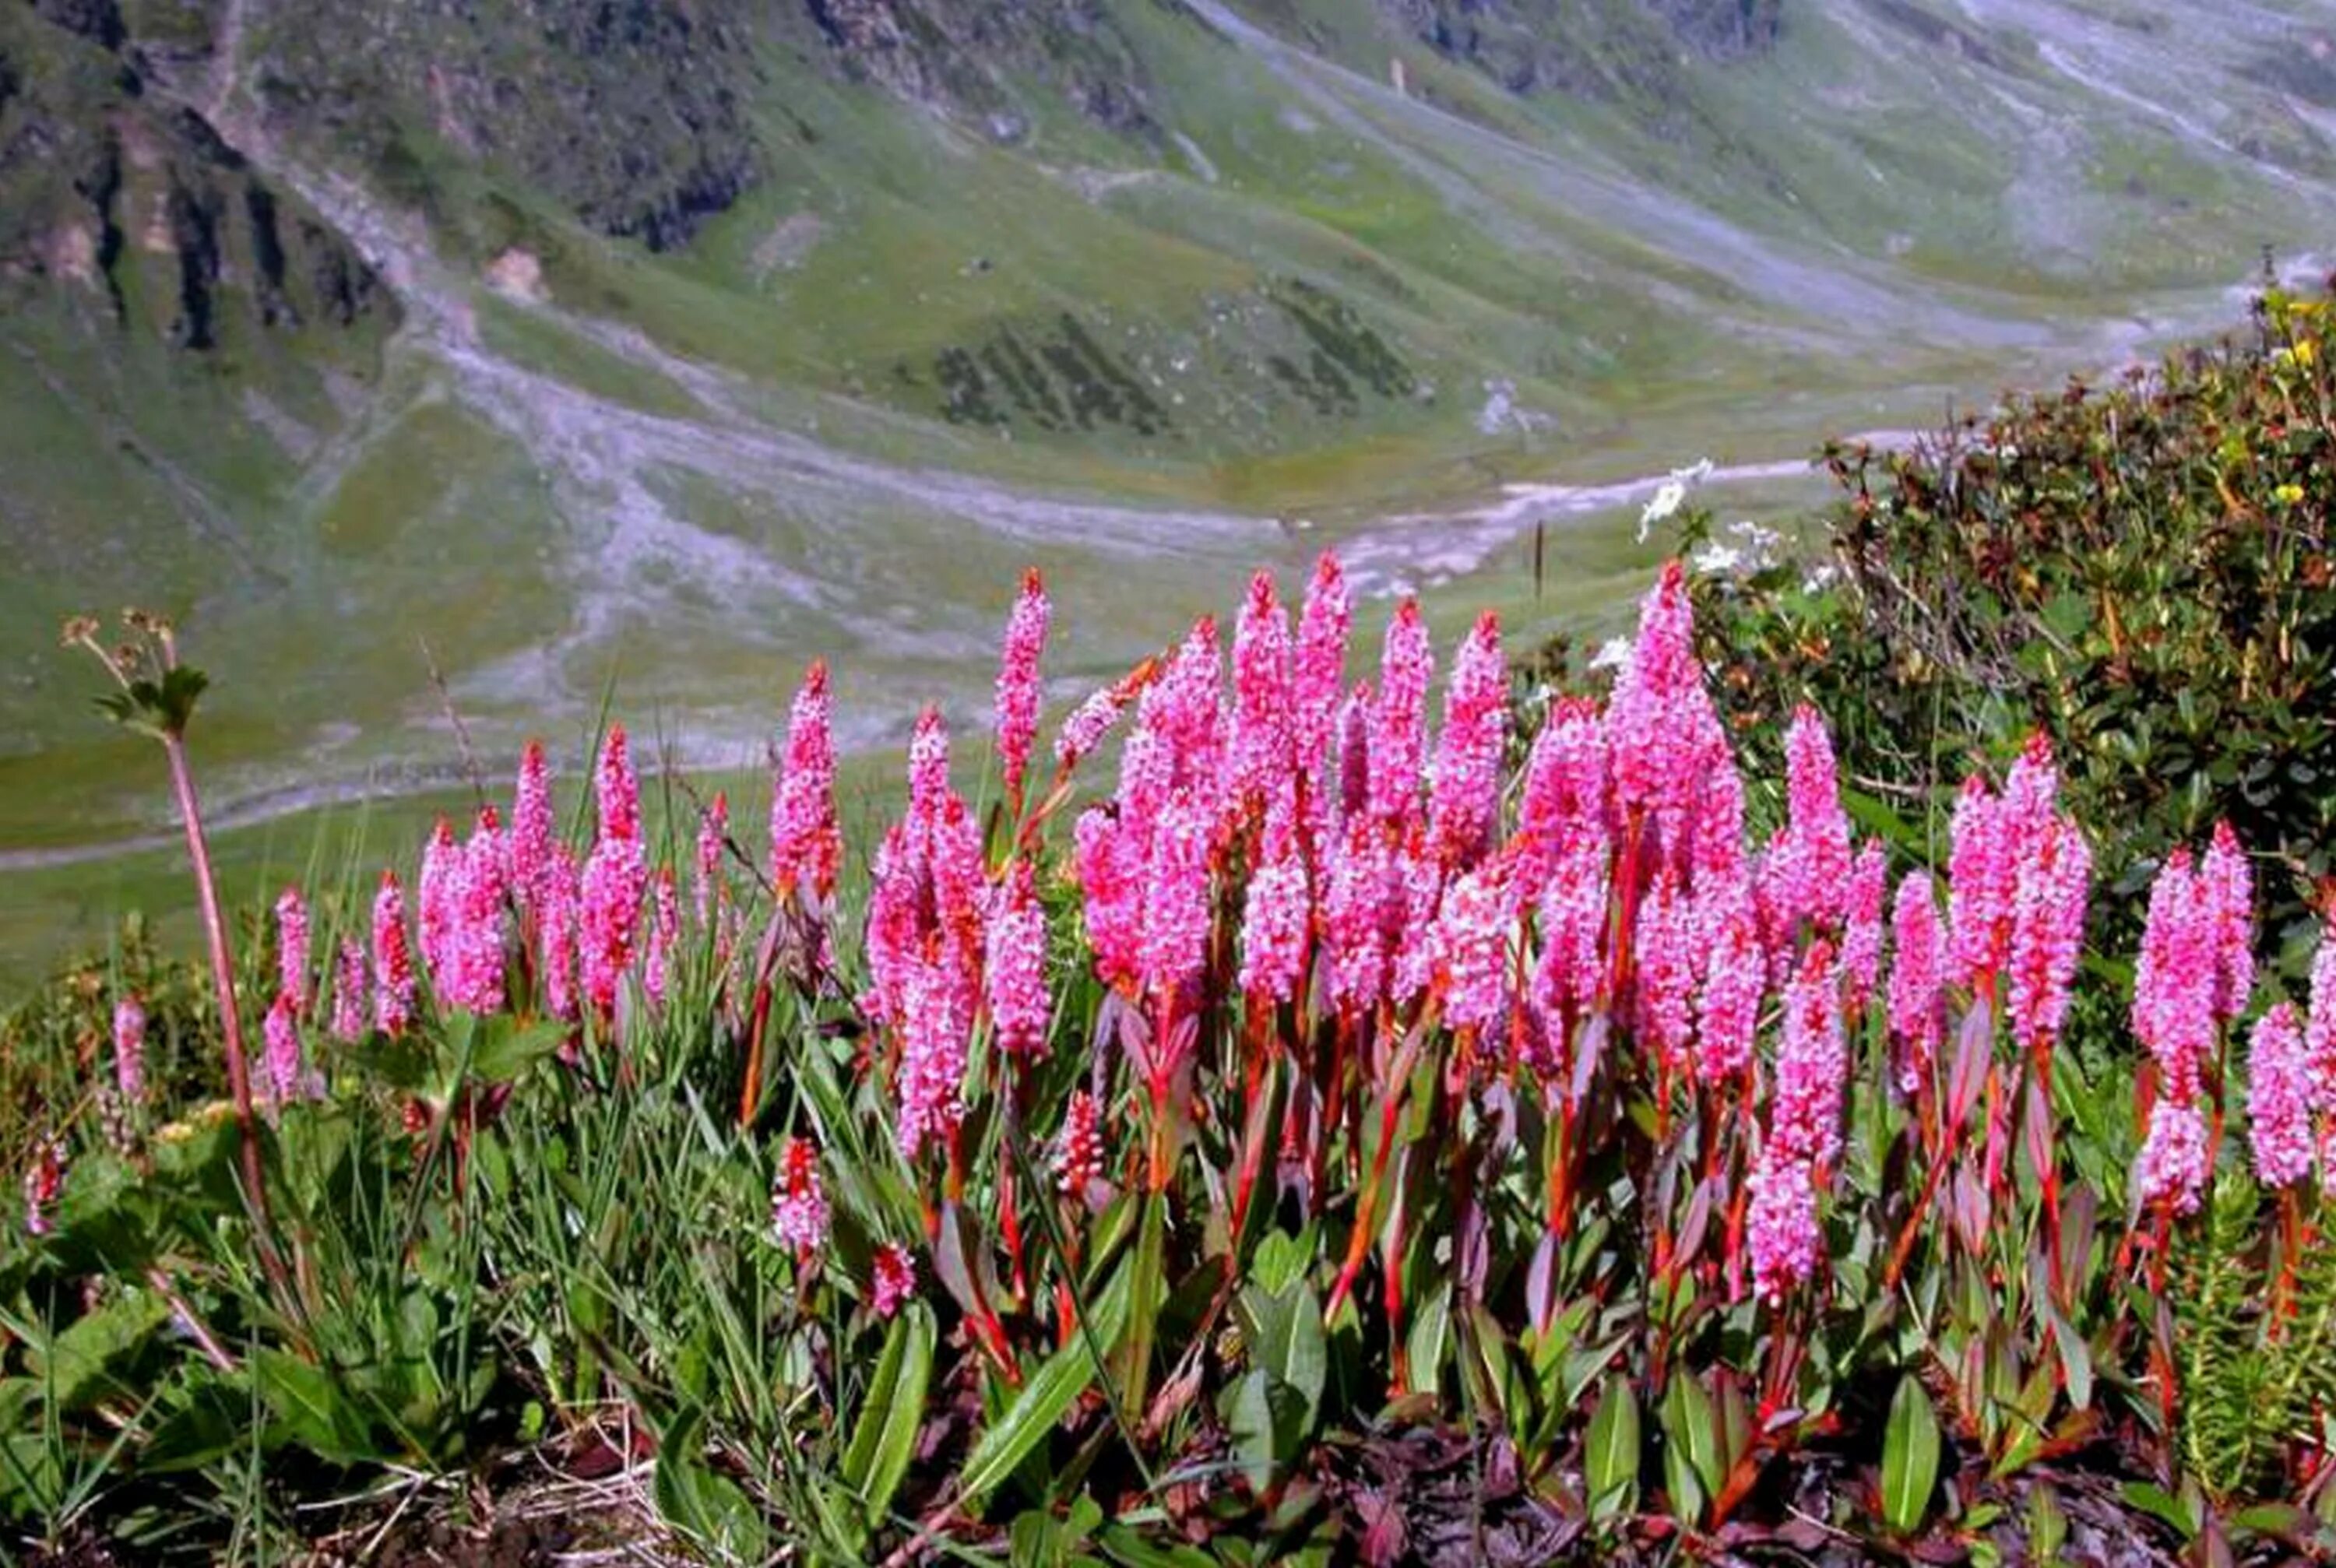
[5,532,2336,1565]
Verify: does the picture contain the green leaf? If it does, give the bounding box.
[959,1252,1135,1506]
[1585,1373,1640,1519]
[1117,1193,1166,1427]
[2045,1307,2092,1412]
[255,1349,381,1467]
[2121,1481,2197,1538]
[27,1290,170,1414]
[465,1016,568,1085]
[1881,1374,1942,1536]
[841,1304,934,1533]
[653,1404,769,1562]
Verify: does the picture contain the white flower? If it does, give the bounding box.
[1690,541,1743,577]
[1638,480,1687,541]
[1801,563,1840,593]
[1670,457,1715,485]
[1588,636,1634,674]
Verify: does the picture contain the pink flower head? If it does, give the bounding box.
[263,992,304,1104]
[871,1243,917,1319]
[2007,816,2089,1055]
[1516,697,1610,899]
[1608,561,1697,821]
[1293,552,1352,769]
[1157,618,1226,798]
[371,871,415,1038]
[994,568,1051,802]
[441,812,510,1015]
[1055,659,1156,772]
[418,817,458,983]
[695,792,728,926]
[771,662,840,903]
[1839,842,1887,1014]
[1532,837,1610,1035]
[1324,817,1398,1012]
[2249,1003,2315,1189]
[2134,1099,2211,1216]
[331,940,368,1044]
[1054,1088,1104,1197]
[539,852,580,1021]
[1688,752,1747,890]
[1745,1147,1821,1306]
[2308,920,2336,1114]
[907,705,951,821]
[1764,706,1853,938]
[1436,860,1516,1033]
[987,859,1051,1057]
[511,740,554,917]
[112,997,147,1103]
[2200,821,2254,1021]
[595,722,641,845]
[1887,872,1946,1094]
[771,1137,830,1257]
[1946,776,2014,990]
[275,888,310,1012]
[1389,839,1444,1007]
[1632,869,1698,1080]
[23,1139,64,1238]
[1139,793,1214,1003]
[644,869,679,1008]
[1334,683,1372,824]
[1074,807,1143,993]
[1368,599,1434,829]
[1430,611,1507,868]
[2134,849,2216,1106]
[1769,941,1847,1169]
[1230,569,1296,805]
[579,833,646,1018]
[1696,888,1764,1085]
[897,957,970,1161]
[1238,787,1310,1004]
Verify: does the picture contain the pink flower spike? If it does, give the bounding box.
[540,853,581,1022]
[1946,777,2014,991]
[595,722,641,845]
[112,997,147,1104]
[23,1140,65,1238]
[1368,599,1434,829]
[1695,891,1763,1085]
[1531,837,1609,1035]
[1435,860,1516,1033]
[770,1137,831,1257]
[1430,611,1507,868]
[331,940,369,1045]
[1887,872,1945,1095]
[1631,869,1698,1081]
[2201,821,2255,1022]
[275,888,310,1013]
[1608,561,1697,823]
[908,706,951,817]
[1767,706,1852,937]
[1237,793,1310,1005]
[987,859,1051,1058]
[579,834,646,1019]
[644,869,679,1009]
[2306,919,2336,1113]
[871,1243,917,1319]
[770,662,840,903]
[896,955,970,1161]
[511,740,554,918]
[418,817,457,984]
[1293,552,1352,771]
[1054,1088,1104,1197]
[1139,793,1213,1004]
[695,792,728,926]
[264,992,311,1104]
[2134,849,2215,1106]
[2134,1099,2211,1216]
[1073,808,1143,994]
[1745,1148,1820,1307]
[1840,842,1887,1014]
[1230,569,1296,805]
[1516,696,1610,900]
[2249,1003,2314,1189]
[371,871,415,1038]
[1055,659,1154,773]
[994,568,1051,803]
[2007,816,2089,1056]
[1770,941,1847,1169]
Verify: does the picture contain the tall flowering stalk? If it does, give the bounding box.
[994,569,1050,816]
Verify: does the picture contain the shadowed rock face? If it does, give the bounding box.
[0,3,392,349]
[802,0,1156,139]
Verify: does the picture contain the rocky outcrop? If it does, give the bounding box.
[0,3,392,347]
[801,0,1156,140]
[1379,0,1782,99]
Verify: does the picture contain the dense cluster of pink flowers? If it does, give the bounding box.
[2132,829,2256,1214]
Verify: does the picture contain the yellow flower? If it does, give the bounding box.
[2296,338,2318,368]
[2274,482,2306,506]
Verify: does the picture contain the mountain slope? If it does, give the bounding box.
[4,0,2336,880]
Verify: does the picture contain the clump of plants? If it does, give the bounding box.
[1670,283,2336,975]
[6,559,2336,1564]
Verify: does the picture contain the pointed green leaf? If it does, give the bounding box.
[959,1253,1135,1506]
[1585,1373,1641,1519]
[1881,1374,1942,1535]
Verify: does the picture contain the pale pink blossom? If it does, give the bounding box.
[2200,821,2255,1021]
[1293,552,1352,769]
[1887,872,1945,1094]
[1054,662,1151,772]
[539,853,580,1021]
[1054,1088,1103,1197]
[1436,861,1515,1032]
[1764,707,1852,938]
[695,793,728,926]
[643,870,679,1009]
[418,817,458,983]
[897,958,970,1160]
[510,740,555,917]
[265,993,322,1103]
[1769,942,1847,1169]
[994,568,1050,802]
[2307,920,2336,1109]
[1074,807,1144,993]
[2134,849,2216,1106]
[871,1243,917,1319]
[1430,611,1506,867]
[1369,599,1433,828]
[1230,570,1295,805]
[275,888,310,1012]
[2007,816,2089,1055]
[1632,869,1698,1079]
[1745,1148,1820,1306]
[770,663,840,902]
[113,997,147,1103]
[1140,793,1214,1001]
[1839,842,1887,1014]
[2249,1003,2315,1189]
[1516,697,1610,899]
[1608,561,1706,826]
[372,871,415,1038]
[1946,777,2014,990]
[907,706,951,821]
[1237,813,1310,1006]
[986,860,1051,1057]
[1696,891,1764,1085]
[1532,837,1609,1032]
[441,812,509,1015]
[1325,817,1397,1012]
[2134,1099,2211,1215]
[331,940,368,1044]
[770,1137,830,1257]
